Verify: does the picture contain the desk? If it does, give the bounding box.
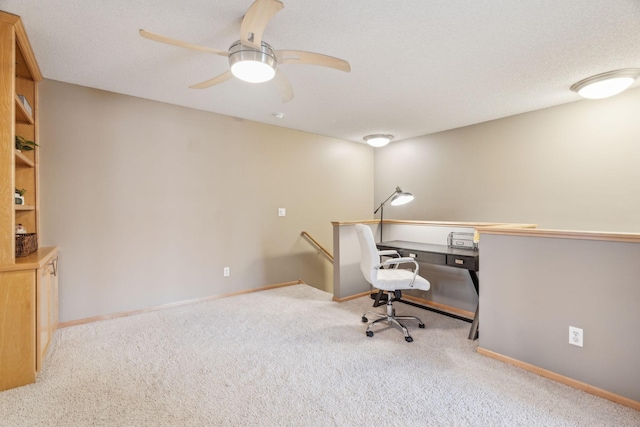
[376,240,479,340]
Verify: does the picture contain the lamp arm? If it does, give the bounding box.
[373,189,399,214]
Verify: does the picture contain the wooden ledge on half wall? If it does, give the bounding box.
[478,226,640,243]
[332,219,538,229]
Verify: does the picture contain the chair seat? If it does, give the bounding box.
[376,268,431,292]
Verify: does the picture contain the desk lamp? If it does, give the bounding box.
[373,186,414,242]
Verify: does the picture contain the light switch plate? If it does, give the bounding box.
[278,208,286,217]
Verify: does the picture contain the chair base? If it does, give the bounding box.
[362,292,425,342]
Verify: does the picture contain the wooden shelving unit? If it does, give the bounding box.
[0,10,59,392]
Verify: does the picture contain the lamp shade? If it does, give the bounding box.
[373,186,414,242]
[229,41,277,83]
[390,190,414,206]
[570,69,640,99]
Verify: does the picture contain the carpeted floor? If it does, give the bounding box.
[0,284,638,426]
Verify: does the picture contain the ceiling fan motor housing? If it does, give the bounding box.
[229,40,278,83]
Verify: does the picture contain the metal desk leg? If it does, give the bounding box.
[468,305,479,340]
[468,271,479,340]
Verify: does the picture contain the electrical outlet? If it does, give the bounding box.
[569,326,583,347]
[223,267,230,277]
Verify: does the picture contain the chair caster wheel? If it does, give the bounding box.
[405,336,413,343]
[366,331,374,337]
[361,316,368,323]
[419,323,425,328]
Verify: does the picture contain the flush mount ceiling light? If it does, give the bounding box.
[570,69,640,99]
[229,40,277,83]
[363,134,394,147]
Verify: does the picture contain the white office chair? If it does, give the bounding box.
[355,224,431,342]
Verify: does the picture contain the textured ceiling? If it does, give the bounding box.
[2,0,640,143]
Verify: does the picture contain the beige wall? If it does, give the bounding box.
[39,78,640,324]
[38,80,373,323]
[374,87,640,232]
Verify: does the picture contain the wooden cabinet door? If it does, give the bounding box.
[0,270,36,391]
[36,257,58,372]
[36,265,50,372]
[50,257,59,332]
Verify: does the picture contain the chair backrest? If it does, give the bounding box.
[355,224,379,284]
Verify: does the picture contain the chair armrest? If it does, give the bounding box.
[378,250,400,257]
[378,257,420,284]
[382,256,416,265]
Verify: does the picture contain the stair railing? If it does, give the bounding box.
[300,231,334,263]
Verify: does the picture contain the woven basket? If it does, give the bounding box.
[16,233,38,258]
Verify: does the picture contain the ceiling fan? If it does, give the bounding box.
[140,0,351,102]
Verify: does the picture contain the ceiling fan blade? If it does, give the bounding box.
[240,0,284,49]
[189,70,234,89]
[276,50,351,72]
[274,70,294,103]
[139,29,229,57]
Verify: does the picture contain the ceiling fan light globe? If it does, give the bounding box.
[229,40,277,83]
[231,60,276,83]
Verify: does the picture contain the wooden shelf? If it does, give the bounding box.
[1,10,53,393]
[15,204,35,211]
[15,94,34,125]
[1,247,58,272]
[15,150,34,168]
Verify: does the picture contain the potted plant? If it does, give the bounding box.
[15,135,38,152]
[15,188,26,205]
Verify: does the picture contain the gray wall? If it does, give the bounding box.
[38,80,374,322]
[480,232,640,402]
[374,87,640,232]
